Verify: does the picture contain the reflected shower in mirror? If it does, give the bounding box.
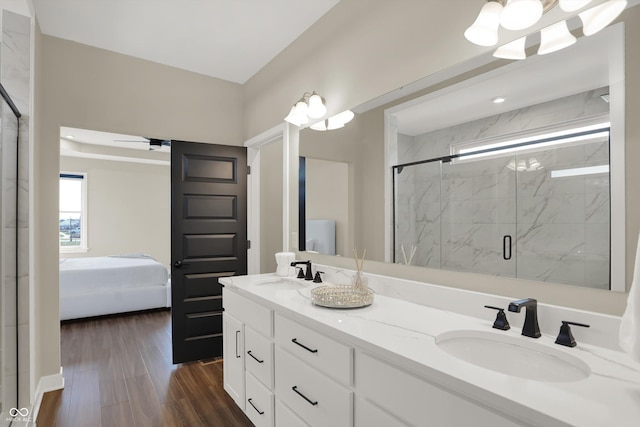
[393,101,611,289]
[298,16,630,292]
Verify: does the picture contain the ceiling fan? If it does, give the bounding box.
[113,136,171,151]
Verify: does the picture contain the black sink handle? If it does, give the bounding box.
[555,321,590,347]
[484,305,510,331]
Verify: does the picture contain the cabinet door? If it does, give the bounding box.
[356,352,521,427]
[223,312,245,409]
[275,399,309,427]
[355,398,408,427]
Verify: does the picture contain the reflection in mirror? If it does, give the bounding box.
[299,157,350,256]
[299,13,631,292]
[393,108,611,289]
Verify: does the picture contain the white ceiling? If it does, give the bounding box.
[34,0,341,84]
[60,127,171,166]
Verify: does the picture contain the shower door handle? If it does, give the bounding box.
[503,235,512,260]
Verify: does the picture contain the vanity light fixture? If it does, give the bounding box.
[507,157,543,171]
[284,91,327,126]
[310,110,355,131]
[467,0,627,60]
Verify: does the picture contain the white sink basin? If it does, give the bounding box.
[436,330,591,383]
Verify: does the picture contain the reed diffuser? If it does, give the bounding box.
[400,244,417,265]
[352,249,368,291]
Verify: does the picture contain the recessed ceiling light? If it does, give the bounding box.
[65,135,75,139]
[491,96,506,104]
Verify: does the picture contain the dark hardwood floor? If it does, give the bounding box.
[37,310,253,427]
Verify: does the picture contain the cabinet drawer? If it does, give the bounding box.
[245,372,274,427]
[355,397,408,427]
[245,326,274,388]
[275,347,353,427]
[275,400,309,427]
[224,288,273,337]
[356,352,520,427]
[275,314,352,385]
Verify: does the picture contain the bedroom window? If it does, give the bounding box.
[59,173,87,252]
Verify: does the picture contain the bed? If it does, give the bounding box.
[59,254,171,321]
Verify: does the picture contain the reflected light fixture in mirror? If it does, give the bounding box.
[284,91,327,126]
[466,0,627,60]
[310,110,355,131]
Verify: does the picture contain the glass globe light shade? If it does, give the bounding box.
[307,93,327,118]
[559,0,593,12]
[579,0,627,36]
[500,0,543,31]
[464,1,503,46]
[493,36,527,60]
[538,21,577,55]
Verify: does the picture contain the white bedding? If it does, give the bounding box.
[60,255,168,295]
[59,254,170,320]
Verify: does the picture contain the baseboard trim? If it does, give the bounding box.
[29,367,65,426]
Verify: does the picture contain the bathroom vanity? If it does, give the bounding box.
[221,268,640,427]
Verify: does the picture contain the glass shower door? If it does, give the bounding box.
[440,154,517,277]
[514,135,611,289]
[393,161,442,267]
[0,88,19,424]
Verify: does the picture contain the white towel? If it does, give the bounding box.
[620,234,640,362]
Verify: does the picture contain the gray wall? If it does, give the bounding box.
[59,156,171,268]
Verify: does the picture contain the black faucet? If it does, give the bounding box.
[291,260,313,280]
[508,298,541,338]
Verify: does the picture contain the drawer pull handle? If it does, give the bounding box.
[248,398,265,415]
[235,330,241,358]
[247,350,264,363]
[292,386,318,406]
[291,338,318,354]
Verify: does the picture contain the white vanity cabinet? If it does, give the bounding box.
[223,288,275,424]
[223,286,521,427]
[355,352,522,427]
[221,274,640,427]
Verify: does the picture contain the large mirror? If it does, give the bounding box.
[298,5,638,293]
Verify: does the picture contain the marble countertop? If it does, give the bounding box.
[221,273,640,427]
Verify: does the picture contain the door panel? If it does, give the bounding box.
[171,140,247,363]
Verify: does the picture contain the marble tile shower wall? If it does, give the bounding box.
[1,9,32,407]
[395,89,610,289]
